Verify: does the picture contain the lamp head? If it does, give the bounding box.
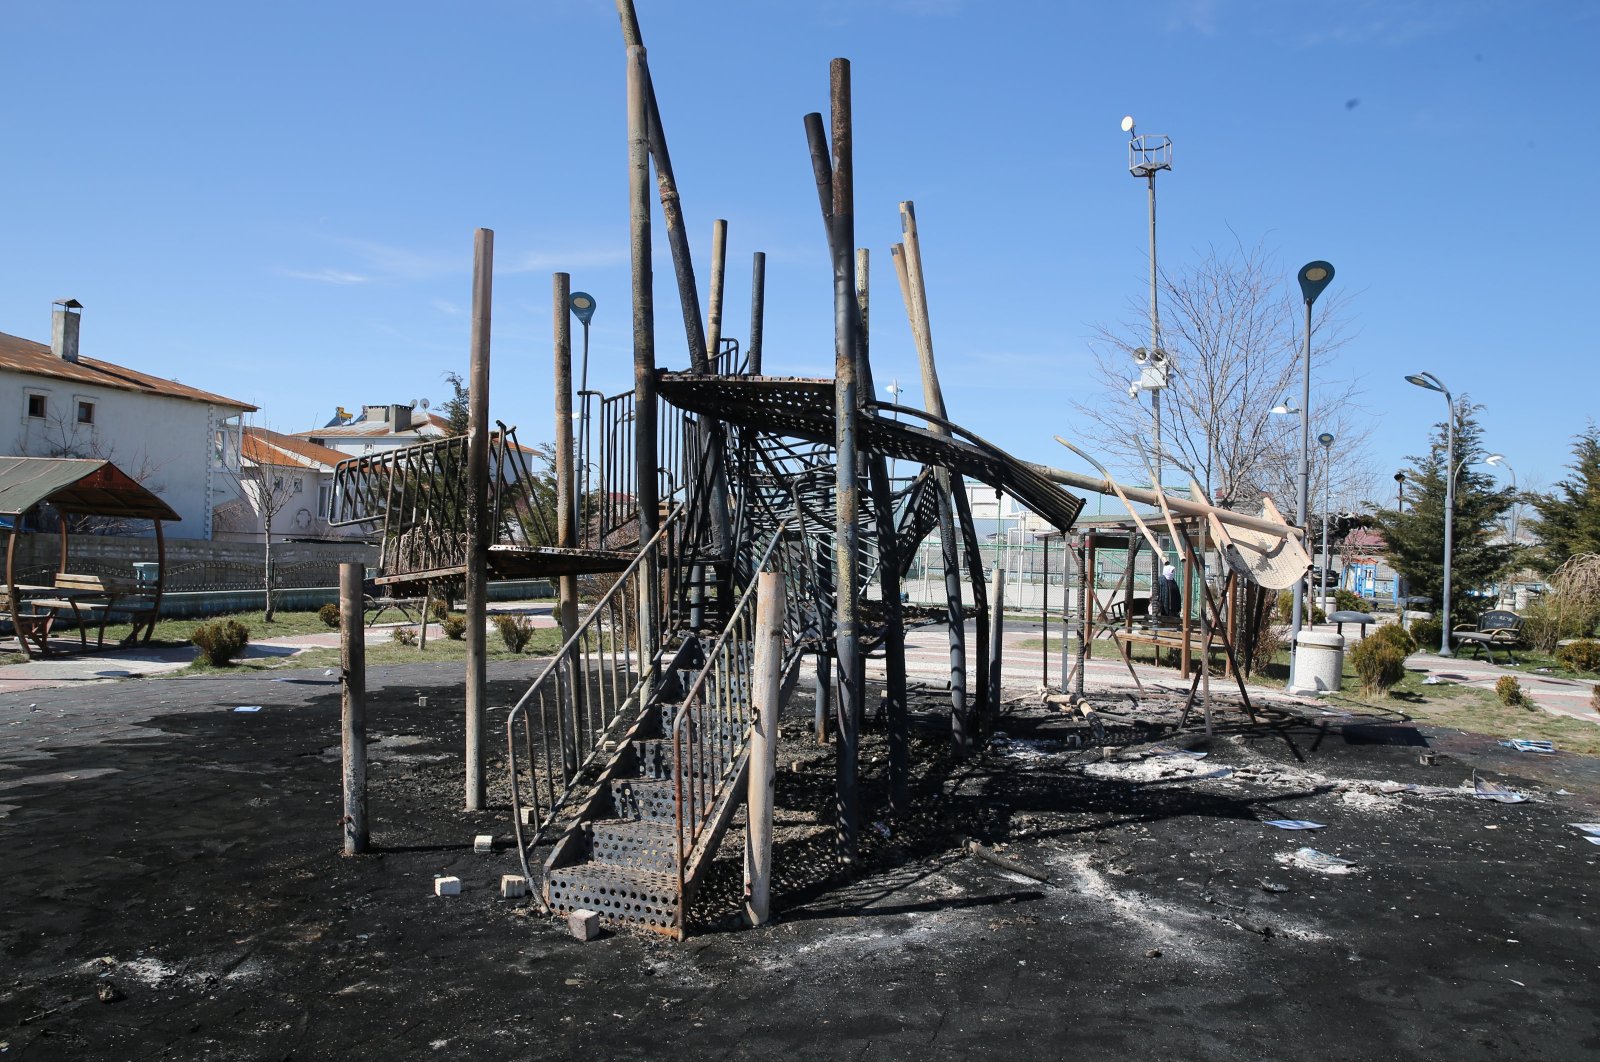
[1394,471,1406,483]
[1121,115,1136,134]
[1317,432,1335,449]
[1484,453,1506,467]
[1270,402,1298,415]
[1405,371,1447,393]
[1298,260,1335,305]
[568,291,597,326]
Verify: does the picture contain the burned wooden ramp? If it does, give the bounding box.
[658,373,1086,532]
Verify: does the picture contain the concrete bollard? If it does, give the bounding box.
[434,876,462,896]
[567,909,600,941]
[500,874,528,899]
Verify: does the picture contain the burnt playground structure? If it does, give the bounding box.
[325,3,1312,939]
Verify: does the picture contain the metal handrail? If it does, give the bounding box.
[505,504,687,893]
[669,517,801,924]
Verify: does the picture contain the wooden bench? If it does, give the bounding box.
[1,589,57,658]
[27,573,160,650]
[1113,627,1228,667]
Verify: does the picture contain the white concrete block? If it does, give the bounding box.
[568,908,600,941]
[474,834,495,853]
[520,807,538,827]
[434,876,462,897]
[500,874,528,899]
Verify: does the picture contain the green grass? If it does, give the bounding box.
[129,609,565,677]
[1497,648,1600,682]
[100,609,339,648]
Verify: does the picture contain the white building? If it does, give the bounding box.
[293,403,450,458]
[212,427,368,543]
[0,300,254,539]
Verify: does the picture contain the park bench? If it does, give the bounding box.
[24,573,159,651]
[1450,609,1524,665]
[1,588,57,658]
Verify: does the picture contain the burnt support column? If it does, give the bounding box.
[748,252,767,374]
[827,59,860,863]
[339,562,368,855]
[627,45,660,695]
[464,227,493,812]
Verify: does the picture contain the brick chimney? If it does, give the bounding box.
[52,299,82,362]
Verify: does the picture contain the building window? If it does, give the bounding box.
[27,394,46,419]
[76,400,95,425]
[293,477,304,494]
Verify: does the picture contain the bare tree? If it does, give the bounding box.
[228,426,303,623]
[1074,239,1373,514]
[22,408,170,536]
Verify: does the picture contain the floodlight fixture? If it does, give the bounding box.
[1121,115,1136,134]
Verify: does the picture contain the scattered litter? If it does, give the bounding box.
[1264,820,1326,831]
[1509,978,1526,986]
[1474,776,1528,804]
[233,706,262,714]
[1567,823,1600,836]
[324,669,336,677]
[1501,739,1555,754]
[1258,880,1289,894]
[871,821,892,839]
[1146,746,1208,760]
[965,839,1051,884]
[1585,837,1600,848]
[96,981,124,1004]
[1293,847,1355,870]
[1534,667,1554,673]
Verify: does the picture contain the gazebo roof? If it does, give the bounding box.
[0,458,180,522]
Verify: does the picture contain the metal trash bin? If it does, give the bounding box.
[1294,631,1345,694]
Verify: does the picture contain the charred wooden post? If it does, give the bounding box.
[553,272,579,642]
[706,219,728,365]
[464,227,493,812]
[828,58,860,862]
[748,251,766,375]
[627,45,660,696]
[854,247,909,812]
[894,205,979,752]
[339,562,368,854]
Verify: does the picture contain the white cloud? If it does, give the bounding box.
[280,268,371,285]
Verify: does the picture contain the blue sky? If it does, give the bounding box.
[3,1,1596,503]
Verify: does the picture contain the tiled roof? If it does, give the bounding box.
[0,330,255,411]
[242,427,348,469]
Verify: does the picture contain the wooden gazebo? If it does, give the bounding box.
[0,458,179,657]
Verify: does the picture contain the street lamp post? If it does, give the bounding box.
[569,292,597,535]
[1288,261,1335,690]
[1485,453,1517,544]
[1318,431,1335,606]
[1405,371,1455,655]
[1395,471,1406,512]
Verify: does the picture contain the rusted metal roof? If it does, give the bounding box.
[0,457,181,521]
[0,330,256,411]
[242,427,347,469]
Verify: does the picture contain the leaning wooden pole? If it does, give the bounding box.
[339,562,368,855]
[627,46,660,698]
[891,238,968,755]
[464,227,493,812]
[553,272,579,642]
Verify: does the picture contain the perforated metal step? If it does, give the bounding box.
[546,863,679,936]
[586,818,678,874]
[609,778,679,823]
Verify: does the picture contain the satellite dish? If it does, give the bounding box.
[419,398,430,410]
[409,399,419,409]
[1121,115,1136,133]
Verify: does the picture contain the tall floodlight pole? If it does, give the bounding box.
[1318,431,1335,603]
[569,291,596,538]
[1405,371,1455,655]
[1287,261,1335,691]
[1122,116,1172,493]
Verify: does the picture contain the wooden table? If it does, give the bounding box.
[14,584,121,652]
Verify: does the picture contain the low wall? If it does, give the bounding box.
[8,533,377,592]
[152,578,555,619]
